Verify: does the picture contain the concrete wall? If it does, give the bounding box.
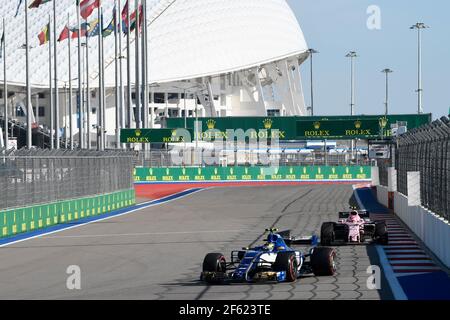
[376,185,389,208]
[0,189,136,240]
[393,192,450,268]
[375,182,450,268]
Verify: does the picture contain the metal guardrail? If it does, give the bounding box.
[0,148,135,211]
[395,116,450,221]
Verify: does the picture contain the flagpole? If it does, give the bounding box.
[53,0,59,149]
[48,15,54,149]
[118,0,125,149]
[126,0,132,132]
[68,15,74,150]
[77,0,84,149]
[86,19,91,150]
[141,0,148,131]
[97,5,103,151]
[101,8,106,150]
[81,40,85,148]
[2,18,8,149]
[114,1,120,149]
[64,83,68,149]
[25,2,32,148]
[135,0,141,130]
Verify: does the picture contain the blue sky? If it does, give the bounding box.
[288,0,450,119]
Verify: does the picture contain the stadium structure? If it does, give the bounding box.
[0,0,309,149]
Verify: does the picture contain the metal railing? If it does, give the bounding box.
[0,148,135,211]
[395,117,450,220]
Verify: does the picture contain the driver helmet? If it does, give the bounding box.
[348,211,360,222]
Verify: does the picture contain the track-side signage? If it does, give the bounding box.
[120,128,194,143]
[134,166,371,183]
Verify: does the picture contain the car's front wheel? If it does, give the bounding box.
[320,222,335,246]
[202,253,227,273]
[273,252,298,282]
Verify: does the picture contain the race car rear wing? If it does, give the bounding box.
[339,210,370,219]
[279,230,319,246]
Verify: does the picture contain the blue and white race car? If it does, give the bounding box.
[200,228,337,284]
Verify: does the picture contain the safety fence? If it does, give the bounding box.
[134,149,370,168]
[395,116,450,221]
[377,158,391,188]
[0,148,135,211]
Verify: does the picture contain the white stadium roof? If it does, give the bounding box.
[0,0,308,88]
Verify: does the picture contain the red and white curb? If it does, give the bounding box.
[372,214,442,277]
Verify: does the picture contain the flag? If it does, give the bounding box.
[0,31,4,59]
[130,5,143,32]
[71,22,90,39]
[121,0,129,34]
[38,23,50,45]
[57,26,71,42]
[14,0,24,17]
[102,21,114,37]
[121,1,143,34]
[29,0,52,9]
[87,19,100,37]
[79,0,100,20]
[102,7,116,38]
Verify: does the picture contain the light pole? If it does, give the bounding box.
[307,49,318,116]
[410,23,429,114]
[381,69,393,116]
[173,84,201,129]
[345,51,358,116]
[346,51,358,161]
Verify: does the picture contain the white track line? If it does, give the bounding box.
[42,229,256,239]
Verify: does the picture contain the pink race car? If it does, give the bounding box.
[320,210,388,245]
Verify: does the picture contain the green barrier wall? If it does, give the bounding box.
[134,166,371,183]
[0,189,136,239]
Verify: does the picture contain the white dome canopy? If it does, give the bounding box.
[0,0,308,88]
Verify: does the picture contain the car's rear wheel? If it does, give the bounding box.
[320,222,335,246]
[202,253,227,272]
[311,247,337,276]
[375,221,389,245]
[273,252,298,282]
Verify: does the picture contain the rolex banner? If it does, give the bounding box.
[296,119,383,140]
[134,166,371,183]
[165,114,431,141]
[121,128,194,143]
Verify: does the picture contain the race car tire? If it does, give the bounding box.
[273,252,298,282]
[375,221,389,245]
[320,222,335,246]
[311,247,337,276]
[202,253,227,273]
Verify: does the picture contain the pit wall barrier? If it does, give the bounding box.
[375,184,450,268]
[134,166,371,183]
[376,185,389,208]
[0,189,136,239]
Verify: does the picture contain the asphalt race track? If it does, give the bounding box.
[0,185,393,300]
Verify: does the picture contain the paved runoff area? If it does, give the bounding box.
[0,185,395,300]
